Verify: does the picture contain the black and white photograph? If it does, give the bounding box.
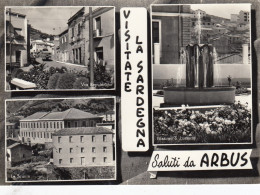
[5,6,115,91]
[5,97,116,182]
[151,4,252,145]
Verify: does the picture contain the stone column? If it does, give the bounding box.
[242,43,249,64]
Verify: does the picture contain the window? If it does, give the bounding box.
[95,47,104,64]
[94,16,101,31]
[70,158,73,163]
[81,157,85,165]
[46,122,48,128]
[72,27,74,37]
[43,122,46,128]
[54,122,56,129]
[74,121,78,128]
[57,122,59,129]
[70,148,73,153]
[82,121,86,127]
[103,147,107,153]
[58,148,62,153]
[92,136,95,142]
[50,122,52,129]
[92,157,96,163]
[103,135,107,142]
[81,147,84,153]
[58,136,61,143]
[78,23,81,35]
[92,147,96,153]
[80,136,84,143]
[59,159,62,164]
[67,122,71,128]
[104,157,107,163]
[69,136,72,143]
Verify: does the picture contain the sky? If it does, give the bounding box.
[8,7,83,35]
[190,4,251,19]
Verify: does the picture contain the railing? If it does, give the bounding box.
[93,29,102,38]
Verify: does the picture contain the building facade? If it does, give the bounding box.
[19,108,103,145]
[6,143,32,167]
[57,29,70,62]
[152,5,192,64]
[67,7,115,69]
[52,127,114,167]
[6,122,20,138]
[6,10,29,70]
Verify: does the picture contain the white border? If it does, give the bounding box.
[150,3,253,146]
[4,6,116,92]
[5,96,117,183]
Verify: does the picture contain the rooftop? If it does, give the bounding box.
[20,108,103,121]
[7,143,31,149]
[53,127,113,136]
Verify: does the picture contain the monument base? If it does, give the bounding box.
[163,86,236,106]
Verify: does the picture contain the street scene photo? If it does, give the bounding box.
[5,6,115,90]
[152,4,252,145]
[5,98,116,181]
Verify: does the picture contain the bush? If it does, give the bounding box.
[56,73,76,89]
[11,68,24,79]
[73,77,89,89]
[154,102,251,144]
[47,73,61,89]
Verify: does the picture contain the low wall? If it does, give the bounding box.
[153,64,251,88]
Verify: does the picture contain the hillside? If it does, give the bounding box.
[30,26,54,41]
[6,98,115,120]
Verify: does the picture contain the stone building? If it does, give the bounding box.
[52,127,114,167]
[67,7,115,70]
[19,108,103,145]
[6,143,32,167]
[57,29,70,62]
[6,9,29,70]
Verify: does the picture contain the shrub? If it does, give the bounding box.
[56,73,76,89]
[154,102,251,144]
[11,68,24,79]
[73,77,89,89]
[47,73,61,89]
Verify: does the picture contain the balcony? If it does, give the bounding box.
[93,29,103,39]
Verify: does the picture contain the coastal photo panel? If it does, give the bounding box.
[5,6,115,91]
[151,4,252,145]
[5,97,116,182]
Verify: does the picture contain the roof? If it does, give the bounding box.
[53,127,114,136]
[21,112,48,121]
[21,108,102,121]
[7,143,31,150]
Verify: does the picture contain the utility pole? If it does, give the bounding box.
[89,7,95,89]
[9,8,12,74]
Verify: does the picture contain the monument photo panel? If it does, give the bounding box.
[151,4,252,145]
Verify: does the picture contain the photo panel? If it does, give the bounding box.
[5,97,117,182]
[5,6,115,91]
[151,4,252,145]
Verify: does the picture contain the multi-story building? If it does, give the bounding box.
[6,9,29,70]
[31,40,54,55]
[52,127,114,167]
[58,29,70,62]
[152,5,192,64]
[67,7,115,69]
[19,108,103,145]
[239,10,250,24]
[6,122,20,138]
